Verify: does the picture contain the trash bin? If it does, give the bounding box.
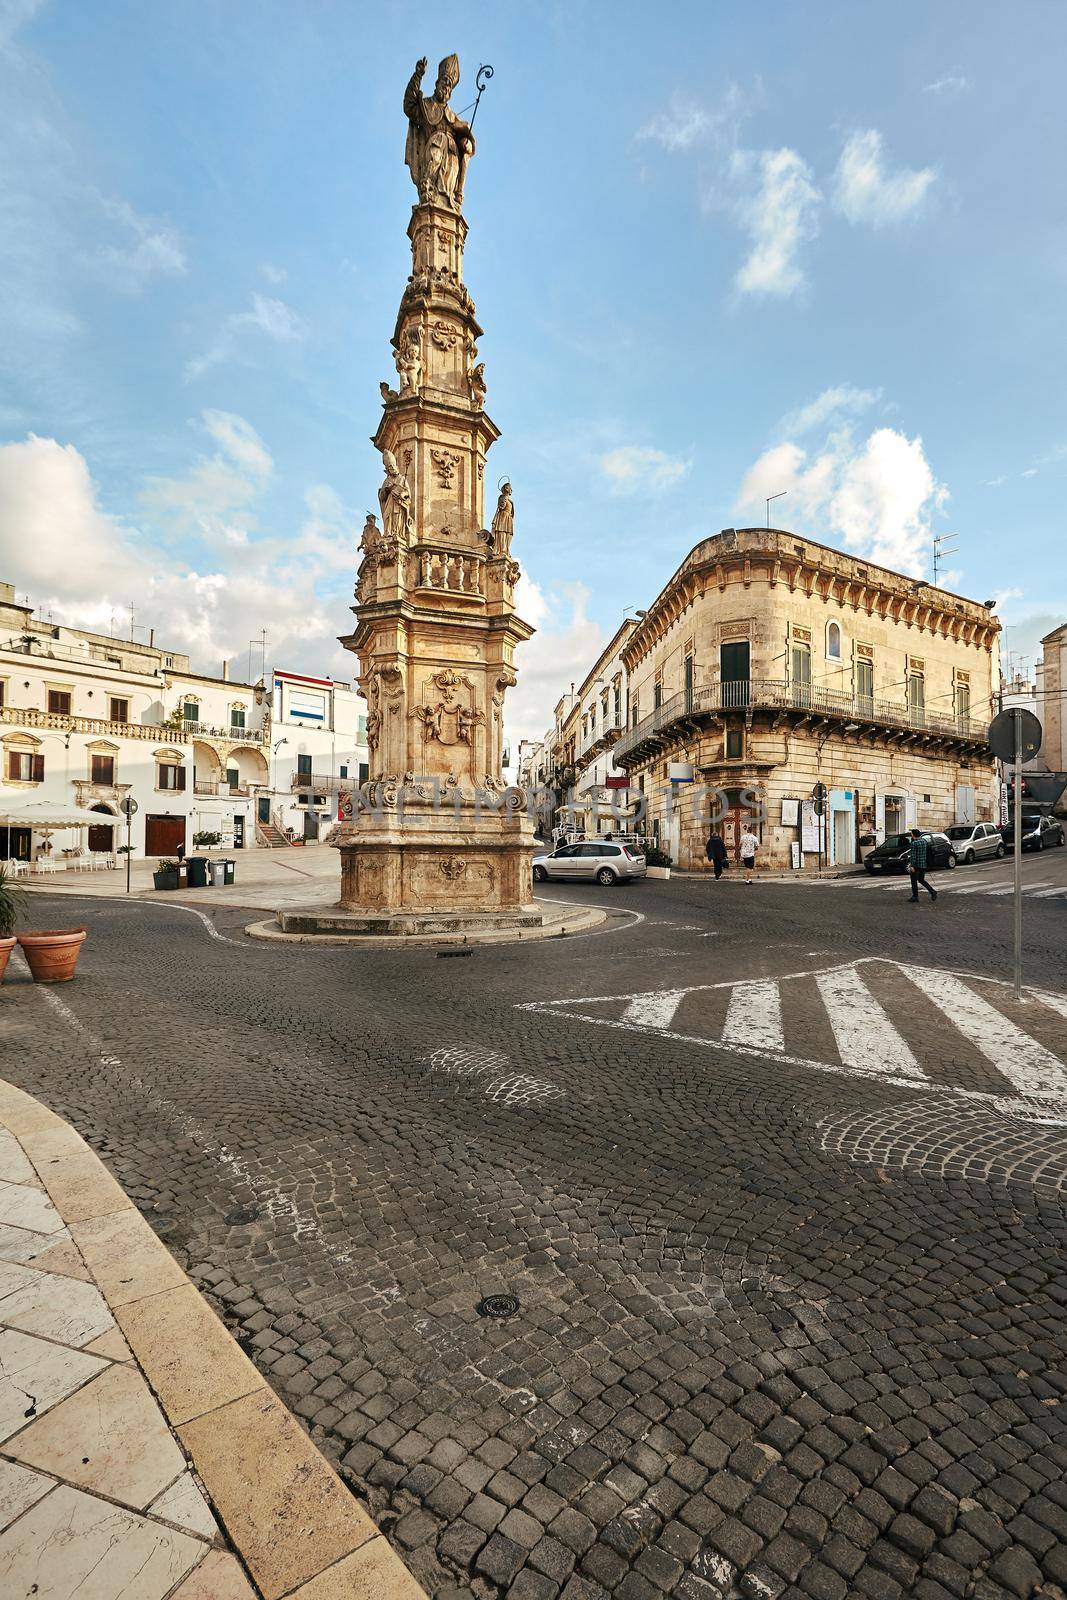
[186,856,208,888]
[208,860,226,886]
[222,858,236,885]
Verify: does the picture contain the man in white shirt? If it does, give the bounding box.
[739,825,759,883]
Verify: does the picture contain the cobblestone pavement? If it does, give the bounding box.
[4,874,1067,1600]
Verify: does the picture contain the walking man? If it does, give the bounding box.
[706,829,728,880]
[908,827,937,903]
[739,823,759,884]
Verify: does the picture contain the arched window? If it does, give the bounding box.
[826,621,842,660]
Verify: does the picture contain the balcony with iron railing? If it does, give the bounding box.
[290,772,356,793]
[577,719,624,762]
[613,678,985,767]
[193,779,254,797]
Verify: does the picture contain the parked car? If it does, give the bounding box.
[1000,814,1066,852]
[863,831,957,874]
[533,839,647,886]
[945,821,1005,864]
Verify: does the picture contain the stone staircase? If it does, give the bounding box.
[255,818,293,848]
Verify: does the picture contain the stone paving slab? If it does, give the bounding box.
[0,1076,427,1600]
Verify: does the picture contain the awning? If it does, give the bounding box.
[0,801,101,829]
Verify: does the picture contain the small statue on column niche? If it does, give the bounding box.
[378,450,414,547]
[395,325,422,396]
[403,55,475,211]
[465,331,487,408]
[485,481,514,558]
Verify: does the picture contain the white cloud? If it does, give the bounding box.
[599,444,689,494]
[779,385,880,438]
[923,72,970,97]
[140,410,274,548]
[637,97,713,153]
[735,415,949,576]
[983,475,1007,487]
[95,195,187,291]
[201,410,273,477]
[259,262,288,285]
[731,146,821,297]
[186,292,306,381]
[0,430,356,681]
[506,578,606,757]
[1022,467,1038,478]
[833,129,935,227]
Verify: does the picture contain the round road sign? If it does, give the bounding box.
[121,797,139,819]
[987,708,1042,763]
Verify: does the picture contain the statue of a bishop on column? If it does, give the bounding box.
[403,54,475,210]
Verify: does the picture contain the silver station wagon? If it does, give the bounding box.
[532,840,647,886]
[945,821,1005,864]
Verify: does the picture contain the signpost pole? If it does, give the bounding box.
[1013,710,1023,1002]
[126,806,132,896]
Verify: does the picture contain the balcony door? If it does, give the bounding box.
[791,644,811,708]
[720,642,749,709]
[908,673,925,725]
[856,657,874,717]
[684,655,694,713]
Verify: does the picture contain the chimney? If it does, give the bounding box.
[222,660,230,681]
[149,627,155,647]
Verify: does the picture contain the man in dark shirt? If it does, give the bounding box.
[908,828,937,903]
[706,830,728,879]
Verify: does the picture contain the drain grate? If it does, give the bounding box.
[476,1293,520,1319]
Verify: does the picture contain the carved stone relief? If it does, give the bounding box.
[430,319,459,350]
[431,448,460,489]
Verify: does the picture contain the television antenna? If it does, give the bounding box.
[932,533,959,585]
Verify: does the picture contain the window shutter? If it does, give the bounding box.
[176,765,187,791]
[31,753,45,782]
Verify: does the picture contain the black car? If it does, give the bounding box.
[863,830,957,874]
[1000,813,1066,852]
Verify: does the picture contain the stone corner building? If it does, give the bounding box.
[613,527,1000,871]
[318,53,537,934]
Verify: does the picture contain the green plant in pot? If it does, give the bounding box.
[153,858,180,891]
[0,864,26,981]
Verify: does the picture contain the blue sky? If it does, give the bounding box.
[1,0,1064,749]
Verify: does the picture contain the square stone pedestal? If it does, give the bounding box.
[277,807,543,938]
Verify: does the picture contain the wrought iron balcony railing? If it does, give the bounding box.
[613,679,983,767]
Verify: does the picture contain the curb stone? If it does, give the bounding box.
[0,1074,428,1600]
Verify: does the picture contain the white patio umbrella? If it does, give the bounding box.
[0,801,101,834]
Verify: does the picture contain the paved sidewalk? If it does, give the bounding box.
[0,1077,425,1600]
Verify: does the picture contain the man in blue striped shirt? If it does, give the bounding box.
[908,828,938,903]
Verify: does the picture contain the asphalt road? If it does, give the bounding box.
[4,855,1067,1600]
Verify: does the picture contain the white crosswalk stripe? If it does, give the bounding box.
[623,990,687,1029]
[815,965,925,1079]
[898,964,1067,1099]
[721,980,784,1052]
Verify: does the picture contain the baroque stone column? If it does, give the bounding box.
[324,52,539,935]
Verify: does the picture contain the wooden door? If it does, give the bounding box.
[145,815,186,856]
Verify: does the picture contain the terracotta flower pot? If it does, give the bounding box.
[0,935,16,981]
[17,929,87,983]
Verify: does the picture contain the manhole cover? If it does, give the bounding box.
[225,1204,260,1226]
[477,1294,519,1319]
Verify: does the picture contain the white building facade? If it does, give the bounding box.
[268,669,369,843]
[0,583,366,861]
